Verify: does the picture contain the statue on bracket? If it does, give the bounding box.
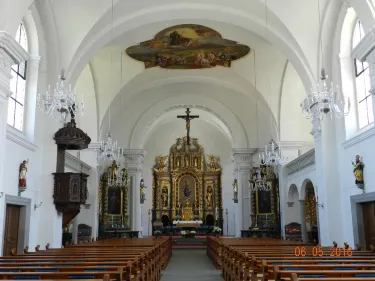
[184,181,191,197]
[233,179,238,203]
[18,159,29,193]
[140,179,146,204]
[352,155,364,190]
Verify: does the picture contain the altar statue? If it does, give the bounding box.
[109,160,118,179]
[206,186,213,208]
[260,160,267,179]
[161,186,168,207]
[185,155,189,167]
[352,155,364,185]
[184,181,190,197]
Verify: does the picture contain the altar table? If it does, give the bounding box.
[173,221,202,228]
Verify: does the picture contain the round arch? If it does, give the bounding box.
[288,184,299,202]
[66,3,315,91]
[300,178,315,200]
[129,94,248,149]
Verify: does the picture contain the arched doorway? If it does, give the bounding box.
[304,182,319,244]
[285,184,302,240]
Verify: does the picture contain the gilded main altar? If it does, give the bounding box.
[152,137,222,226]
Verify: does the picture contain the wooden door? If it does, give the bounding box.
[362,202,375,250]
[2,204,20,256]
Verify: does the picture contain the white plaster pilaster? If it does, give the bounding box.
[0,32,29,255]
[232,148,256,236]
[279,165,288,238]
[299,200,308,242]
[123,149,146,232]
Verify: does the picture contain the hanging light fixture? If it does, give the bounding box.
[259,0,284,167]
[37,69,84,123]
[300,0,350,128]
[260,139,284,166]
[98,0,120,163]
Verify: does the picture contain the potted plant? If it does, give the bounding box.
[154,230,161,238]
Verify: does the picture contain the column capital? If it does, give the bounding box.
[232,148,256,162]
[123,149,146,172]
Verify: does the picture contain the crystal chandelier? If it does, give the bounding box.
[99,133,120,161]
[260,139,284,166]
[37,69,84,123]
[301,68,350,123]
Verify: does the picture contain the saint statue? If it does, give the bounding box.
[19,159,28,188]
[260,160,267,179]
[110,160,118,179]
[206,186,213,208]
[352,155,364,185]
[233,179,238,202]
[140,179,146,204]
[185,155,189,167]
[184,181,190,197]
[161,186,168,207]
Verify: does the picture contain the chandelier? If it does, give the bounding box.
[260,139,284,166]
[301,68,350,124]
[37,69,84,123]
[99,133,121,161]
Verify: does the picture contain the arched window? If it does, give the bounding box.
[7,23,28,131]
[353,21,373,129]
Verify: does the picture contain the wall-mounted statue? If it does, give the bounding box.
[260,159,267,179]
[18,159,29,189]
[233,179,238,203]
[140,179,146,204]
[352,155,364,188]
[161,186,169,208]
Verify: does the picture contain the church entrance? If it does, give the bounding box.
[304,183,319,244]
[2,204,21,255]
[361,201,375,249]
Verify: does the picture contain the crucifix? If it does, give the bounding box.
[177,108,199,145]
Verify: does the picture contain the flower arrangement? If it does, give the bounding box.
[154,230,161,238]
[180,230,196,238]
[213,227,222,233]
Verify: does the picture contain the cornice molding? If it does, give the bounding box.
[352,26,375,62]
[287,163,316,181]
[342,125,375,149]
[278,141,315,150]
[65,152,91,174]
[123,149,147,166]
[0,32,29,64]
[6,127,38,152]
[286,149,315,175]
[232,148,256,164]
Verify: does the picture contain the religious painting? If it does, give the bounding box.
[179,174,195,205]
[108,187,122,215]
[126,24,250,69]
[256,182,272,214]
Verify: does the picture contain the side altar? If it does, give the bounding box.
[152,137,222,231]
[242,161,281,238]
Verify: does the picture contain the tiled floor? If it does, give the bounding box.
[161,249,223,281]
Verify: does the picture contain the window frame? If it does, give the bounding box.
[7,23,28,132]
[352,20,373,129]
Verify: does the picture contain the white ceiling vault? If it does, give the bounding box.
[2,0,375,148]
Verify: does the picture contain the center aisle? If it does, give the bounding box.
[161,249,223,281]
